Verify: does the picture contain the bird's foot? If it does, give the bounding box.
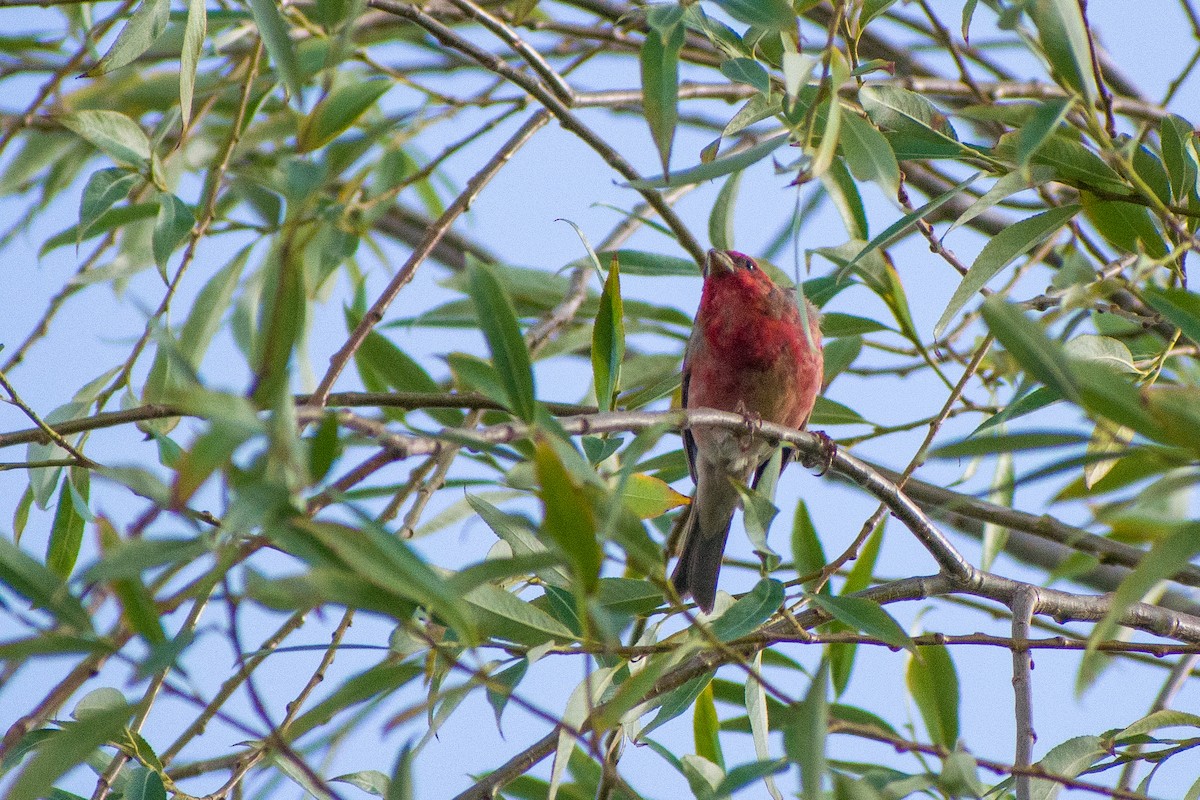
[734,401,762,435]
[800,431,837,475]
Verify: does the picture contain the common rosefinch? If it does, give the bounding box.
[670,249,824,612]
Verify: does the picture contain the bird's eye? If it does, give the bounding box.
[743,259,756,271]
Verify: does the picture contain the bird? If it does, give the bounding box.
[670,249,825,613]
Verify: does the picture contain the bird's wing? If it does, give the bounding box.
[681,335,698,485]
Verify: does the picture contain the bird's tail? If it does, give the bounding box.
[670,501,735,614]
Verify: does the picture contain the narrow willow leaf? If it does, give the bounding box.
[625,132,789,189]
[1028,0,1098,106]
[693,681,724,769]
[720,57,770,94]
[838,111,900,194]
[810,50,849,179]
[1079,521,1200,693]
[85,0,169,76]
[152,193,195,270]
[59,110,152,168]
[534,440,601,594]
[710,578,785,641]
[810,594,914,652]
[820,156,868,240]
[592,258,625,411]
[791,501,826,586]
[180,0,206,129]
[47,470,88,579]
[640,18,684,178]
[708,171,742,251]
[906,643,959,748]
[249,0,303,99]
[639,673,713,740]
[1160,114,1199,204]
[841,171,981,274]
[79,168,140,242]
[934,204,1079,337]
[981,299,1079,402]
[1028,736,1105,800]
[8,703,135,800]
[943,167,1054,239]
[746,652,783,799]
[1080,193,1168,258]
[299,79,391,152]
[1117,709,1200,739]
[621,473,688,519]
[713,0,794,30]
[859,84,961,145]
[0,536,92,630]
[1144,286,1200,344]
[1015,98,1072,167]
[787,660,828,800]
[467,262,536,421]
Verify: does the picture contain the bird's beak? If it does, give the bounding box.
[704,249,736,277]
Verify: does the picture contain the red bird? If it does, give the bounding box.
[671,249,824,612]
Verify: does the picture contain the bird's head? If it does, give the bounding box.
[702,249,778,303]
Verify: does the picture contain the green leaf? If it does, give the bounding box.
[1028,0,1098,105]
[465,583,576,645]
[0,536,92,630]
[1028,736,1105,800]
[1015,98,1072,167]
[820,156,868,240]
[625,132,789,189]
[944,167,1054,239]
[1160,114,1199,204]
[981,299,1079,402]
[640,16,684,178]
[124,768,167,800]
[694,680,724,769]
[791,501,826,586]
[8,702,134,800]
[42,202,159,257]
[720,57,770,94]
[180,0,206,129]
[79,168,140,241]
[594,249,697,276]
[1117,709,1200,739]
[934,204,1079,337]
[859,84,962,150]
[593,259,625,412]
[841,171,981,274]
[713,0,794,30]
[639,673,713,740]
[810,594,914,652]
[178,245,251,370]
[485,659,528,731]
[46,469,89,579]
[59,110,151,168]
[534,440,601,594]
[906,643,959,748]
[1144,286,1200,344]
[1079,521,1200,692]
[467,261,536,422]
[838,111,899,194]
[933,430,1087,458]
[249,0,304,99]
[299,79,391,152]
[710,578,785,641]
[709,171,742,251]
[85,0,169,76]
[787,660,828,800]
[1080,193,1168,258]
[152,193,195,270]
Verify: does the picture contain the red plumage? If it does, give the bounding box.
[670,249,824,612]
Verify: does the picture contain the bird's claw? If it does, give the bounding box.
[734,401,762,434]
[800,431,836,475]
